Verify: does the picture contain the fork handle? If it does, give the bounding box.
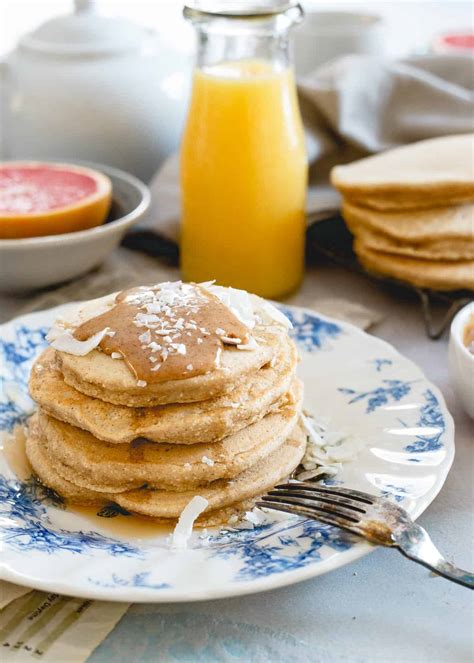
[394,525,474,589]
[398,548,474,588]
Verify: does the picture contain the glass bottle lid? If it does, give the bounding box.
[183,1,300,17]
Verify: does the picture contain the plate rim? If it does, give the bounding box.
[0,302,455,602]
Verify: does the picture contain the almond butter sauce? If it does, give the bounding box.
[73,283,250,384]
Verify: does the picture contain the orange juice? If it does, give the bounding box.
[180,59,307,299]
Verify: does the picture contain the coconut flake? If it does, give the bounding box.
[260,301,292,329]
[244,508,266,526]
[295,412,365,482]
[3,381,35,414]
[201,282,292,331]
[220,336,241,345]
[170,496,209,550]
[237,336,258,351]
[48,327,110,356]
[138,330,152,344]
[204,284,256,328]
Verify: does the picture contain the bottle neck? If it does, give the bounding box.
[187,7,302,71]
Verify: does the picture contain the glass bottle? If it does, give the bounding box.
[180,1,307,299]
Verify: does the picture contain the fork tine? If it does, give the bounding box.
[257,498,361,534]
[259,494,361,524]
[268,487,367,514]
[276,482,376,505]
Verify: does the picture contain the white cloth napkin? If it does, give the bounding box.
[140,54,474,242]
[299,53,474,181]
[0,581,128,663]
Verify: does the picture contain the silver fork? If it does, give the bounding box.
[257,483,474,589]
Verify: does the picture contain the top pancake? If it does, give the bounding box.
[331,134,474,210]
[56,327,284,406]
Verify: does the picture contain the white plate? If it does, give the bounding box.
[0,304,454,602]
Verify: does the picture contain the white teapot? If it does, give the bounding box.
[0,0,191,181]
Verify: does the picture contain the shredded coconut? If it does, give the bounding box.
[170,495,209,550]
[237,336,258,351]
[48,327,110,356]
[295,412,365,482]
[221,413,364,531]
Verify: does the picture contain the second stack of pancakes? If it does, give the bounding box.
[331,134,474,291]
[27,281,305,524]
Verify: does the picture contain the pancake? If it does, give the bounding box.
[355,239,474,290]
[30,337,297,444]
[26,415,102,506]
[57,327,284,407]
[26,416,307,521]
[331,134,474,210]
[25,418,257,526]
[342,200,474,246]
[35,379,302,492]
[113,423,307,519]
[352,230,473,261]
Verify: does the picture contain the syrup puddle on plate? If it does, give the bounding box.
[1,424,171,541]
[68,505,171,540]
[1,424,32,480]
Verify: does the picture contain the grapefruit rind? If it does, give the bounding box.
[0,162,112,239]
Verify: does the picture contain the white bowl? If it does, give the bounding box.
[0,162,151,293]
[448,301,474,419]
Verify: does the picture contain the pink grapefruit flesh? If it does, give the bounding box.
[0,162,112,239]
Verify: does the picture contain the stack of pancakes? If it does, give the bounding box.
[26,282,306,525]
[331,134,474,291]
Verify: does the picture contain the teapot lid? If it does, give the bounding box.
[19,0,146,56]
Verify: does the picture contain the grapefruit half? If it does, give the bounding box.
[0,162,112,239]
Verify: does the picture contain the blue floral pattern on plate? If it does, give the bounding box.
[0,303,454,601]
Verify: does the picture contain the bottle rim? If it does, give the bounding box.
[183,1,301,20]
